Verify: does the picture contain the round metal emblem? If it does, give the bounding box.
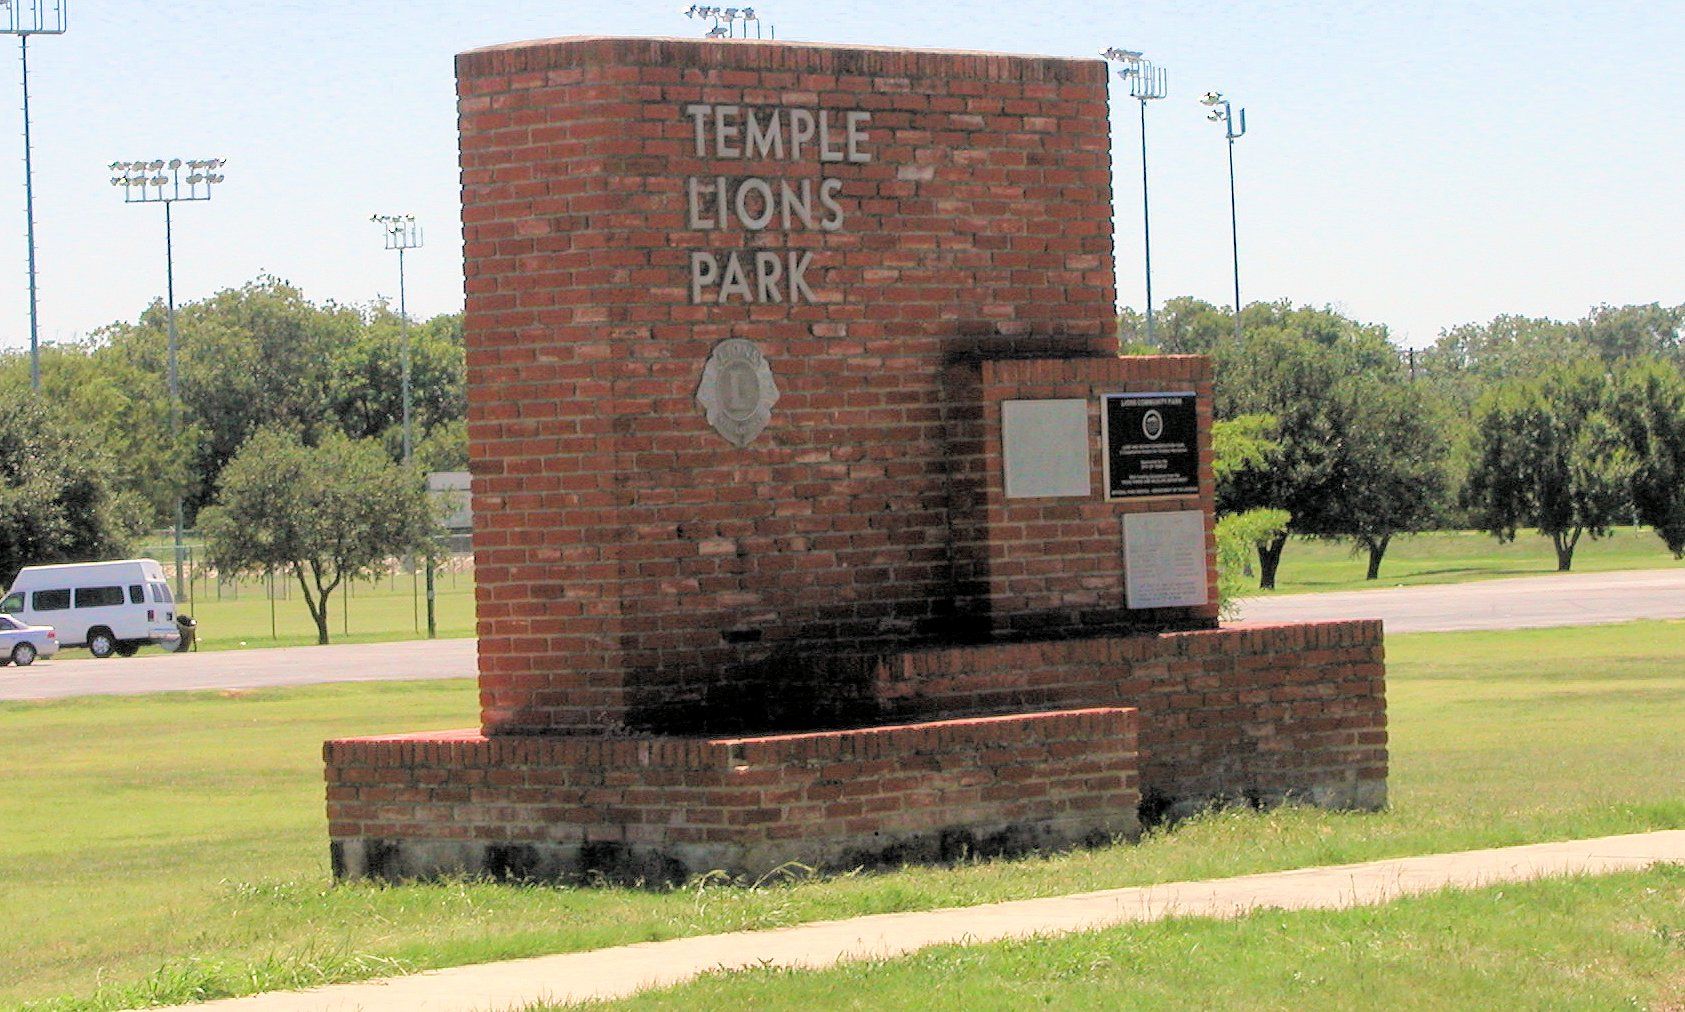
[1142,409,1164,441]
[696,339,779,448]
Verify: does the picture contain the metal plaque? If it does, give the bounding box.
[1102,391,1199,499]
[1122,510,1210,609]
[696,338,780,447]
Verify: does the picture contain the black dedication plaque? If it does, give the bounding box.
[1103,391,1199,500]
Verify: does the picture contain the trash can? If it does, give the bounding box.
[174,615,197,653]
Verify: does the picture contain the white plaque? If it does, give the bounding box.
[1001,399,1090,499]
[1123,510,1209,609]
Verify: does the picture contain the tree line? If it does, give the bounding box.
[0,277,466,641]
[4,274,1681,629]
[1124,298,1685,589]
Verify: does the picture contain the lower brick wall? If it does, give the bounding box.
[869,620,1387,818]
[325,707,1139,882]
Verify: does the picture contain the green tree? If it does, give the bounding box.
[1142,296,1235,355]
[1465,362,1635,571]
[199,429,438,644]
[329,308,466,452]
[1572,303,1684,363]
[92,277,363,516]
[0,343,189,526]
[1213,303,1403,588]
[1609,358,1685,556]
[1211,414,1289,614]
[1324,377,1450,580]
[0,399,145,586]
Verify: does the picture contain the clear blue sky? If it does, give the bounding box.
[0,1,1678,352]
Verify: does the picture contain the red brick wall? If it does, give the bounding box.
[967,356,1218,634]
[867,620,1387,816]
[325,707,1139,880]
[457,38,1118,735]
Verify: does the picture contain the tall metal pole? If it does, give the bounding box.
[6,3,68,390]
[398,245,411,467]
[164,199,184,601]
[1104,49,1165,345]
[20,34,39,389]
[372,213,427,634]
[1138,98,1154,344]
[1202,92,1247,342]
[1226,133,1241,342]
[110,157,226,602]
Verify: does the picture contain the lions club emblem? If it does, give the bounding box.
[696,339,779,448]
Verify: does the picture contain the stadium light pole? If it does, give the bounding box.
[110,158,226,602]
[1103,48,1167,345]
[372,214,434,637]
[682,5,770,39]
[371,214,422,468]
[2,0,69,391]
[1201,90,1247,341]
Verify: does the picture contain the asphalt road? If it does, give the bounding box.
[0,637,477,702]
[1236,567,1685,633]
[4,569,1681,702]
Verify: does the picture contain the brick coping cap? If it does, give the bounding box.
[457,35,1105,82]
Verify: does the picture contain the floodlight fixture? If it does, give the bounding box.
[1104,46,1168,344]
[0,0,67,35]
[111,156,227,204]
[109,152,228,600]
[686,2,770,38]
[1202,90,1247,340]
[4,0,69,391]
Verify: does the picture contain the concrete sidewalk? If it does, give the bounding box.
[156,830,1685,1012]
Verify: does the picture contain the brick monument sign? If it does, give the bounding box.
[324,36,1387,882]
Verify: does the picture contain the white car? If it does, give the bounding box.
[0,614,58,666]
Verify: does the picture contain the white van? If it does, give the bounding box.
[1,559,184,657]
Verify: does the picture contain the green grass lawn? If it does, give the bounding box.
[567,867,1685,1010]
[1265,525,1685,593]
[3,621,1683,1010]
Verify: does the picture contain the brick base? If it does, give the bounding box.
[326,708,1140,883]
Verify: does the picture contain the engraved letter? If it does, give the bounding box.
[788,251,816,304]
[687,177,716,230]
[714,104,742,158]
[716,175,730,228]
[746,108,784,160]
[755,251,784,303]
[818,177,846,232]
[789,108,816,161]
[690,252,720,304]
[718,252,753,303]
[735,177,776,231]
[685,104,712,157]
[780,179,814,230]
[818,110,845,162]
[846,111,872,163]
